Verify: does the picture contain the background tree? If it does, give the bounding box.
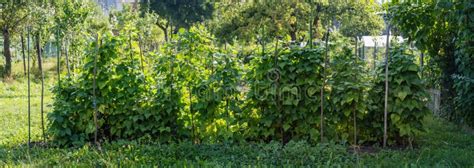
[30,1,56,143]
[389,0,473,126]
[211,1,384,45]
[338,0,384,37]
[0,1,28,78]
[211,1,312,44]
[144,0,214,42]
[53,0,92,76]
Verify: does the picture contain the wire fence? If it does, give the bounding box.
[427,88,441,116]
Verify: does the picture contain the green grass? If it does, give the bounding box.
[1,60,474,167]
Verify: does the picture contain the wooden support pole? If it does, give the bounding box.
[56,29,61,89]
[27,27,31,148]
[320,23,330,142]
[138,35,146,77]
[383,25,391,148]
[93,34,99,146]
[21,34,26,76]
[35,31,46,143]
[65,36,70,77]
[374,40,377,70]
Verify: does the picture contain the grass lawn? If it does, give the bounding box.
[1,61,474,167]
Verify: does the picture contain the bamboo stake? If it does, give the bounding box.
[309,14,313,48]
[353,104,357,146]
[35,31,45,143]
[21,34,26,76]
[188,85,195,143]
[321,23,330,142]
[129,31,134,62]
[261,26,265,56]
[373,40,377,70]
[383,25,391,148]
[93,34,99,146]
[420,52,424,77]
[170,44,176,138]
[362,43,365,60]
[355,37,358,58]
[65,36,70,77]
[27,27,31,148]
[56,29,61,89]
[353,51,358,147]
[273,38,282,144]
[138,35,146,77]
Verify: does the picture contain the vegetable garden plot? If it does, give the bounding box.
[47,28,429,147]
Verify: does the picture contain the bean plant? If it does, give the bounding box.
[366,46,430,145]
[48,32,149,146]
[153,27,243,143]
[245,47,325,143]
[328,46,370,145]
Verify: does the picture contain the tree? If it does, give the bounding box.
[211,1,384,44]
[338,0,384,37]
[389,0,473,125]
[145,0,214,42]
[212,1,312,44]
[53,0,92,77]
[0,1,28,78]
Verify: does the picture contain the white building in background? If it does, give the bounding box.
[96,0,136,14]
[361,36,404,48]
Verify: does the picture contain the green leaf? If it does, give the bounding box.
[407,64,418,71]
[283,123,291,131]
[391,114,400,123]
[397,91,408,101]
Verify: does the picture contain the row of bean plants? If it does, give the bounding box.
[48,28,429,147]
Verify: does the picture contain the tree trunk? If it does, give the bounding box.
[133,0,139,11]
[311,4,321,40]
[440,46,457,121]
[289,30,297,42]
[3,27,12,78]
[159,26,168,42]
